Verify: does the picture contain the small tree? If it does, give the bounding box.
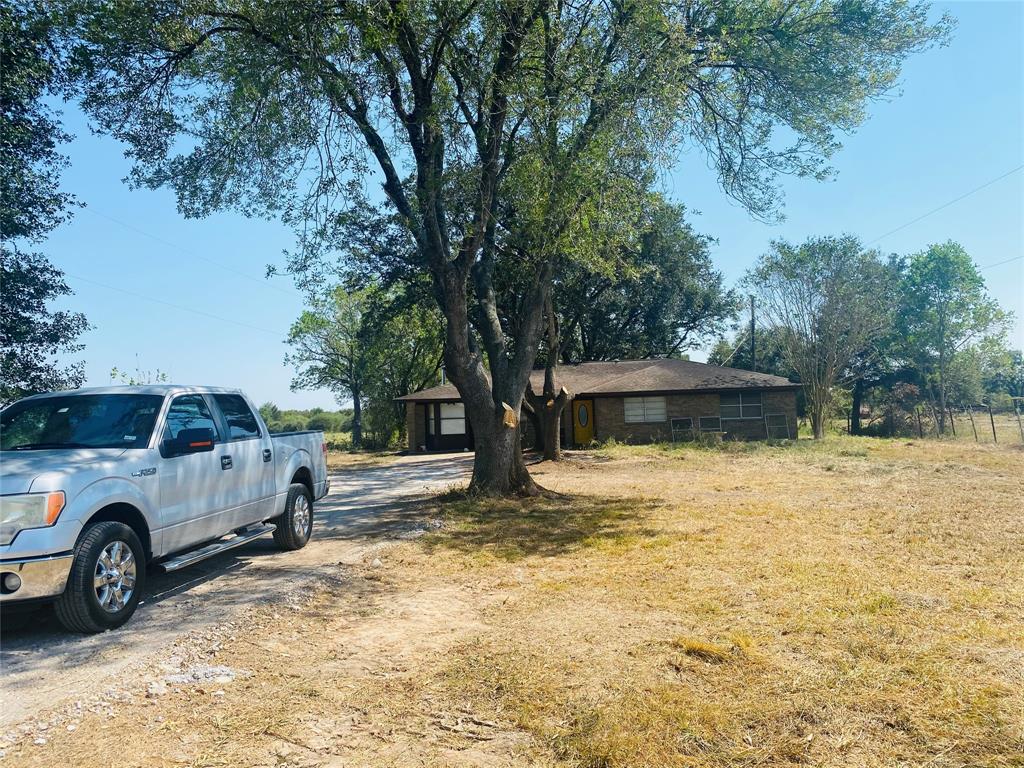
[109,361,169,385]
[285,287,371,448]
[285,285,443,449]
[897,242,1010,433]
[746,236,895,439]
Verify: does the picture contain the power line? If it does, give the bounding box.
[978,255,1023,270]
[81,206,301,298]
[866,164,1023,245]
[719,326,749,366]
[64,270,284,338]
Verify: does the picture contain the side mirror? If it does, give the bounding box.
[165,427,216,456]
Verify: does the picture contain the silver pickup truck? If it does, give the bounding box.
[0,385,329,633]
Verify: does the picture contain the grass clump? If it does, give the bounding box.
[671,637,734,664]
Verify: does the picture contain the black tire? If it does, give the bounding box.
[271,483,314,551]
[54,521,146,634]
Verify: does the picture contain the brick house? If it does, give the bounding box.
[398,359,799,452]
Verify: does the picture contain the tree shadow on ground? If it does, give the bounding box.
[419,492,661,562]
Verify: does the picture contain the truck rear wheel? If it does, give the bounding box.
[272,483,313,551]
[54,521,146,633]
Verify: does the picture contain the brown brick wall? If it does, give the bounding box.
[589,389,798,444]
[763,389,799,440]
[409,389,798,450]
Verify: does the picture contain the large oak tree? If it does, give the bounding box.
[66,0,946,492]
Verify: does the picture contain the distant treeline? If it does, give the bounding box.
[258,403,353,435]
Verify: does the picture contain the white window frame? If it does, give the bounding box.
[439,402,466,435]
[624,396,667,424]
[719,391,763,420]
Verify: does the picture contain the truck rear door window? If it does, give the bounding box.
[213,394,261,441]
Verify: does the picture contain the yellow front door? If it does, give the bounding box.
[573,399,594,446]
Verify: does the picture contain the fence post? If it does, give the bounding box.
[947,406,956,437]
[915,407,924,438]
[965,404,978,442]
[1015,402,1024,443]
[987,403,998,444]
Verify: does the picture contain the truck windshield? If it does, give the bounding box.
[0,394,165,450]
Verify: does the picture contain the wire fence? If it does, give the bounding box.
[908,403,1021,444]
[843,401,1024,444]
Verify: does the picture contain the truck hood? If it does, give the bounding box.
[0,449,128,494]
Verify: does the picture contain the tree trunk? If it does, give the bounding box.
[441,264,549,496]
[464,403,537,495]
[350,389,363,449]
[523,298,570,461]
[850,378,864,435]
[937,310,947,435]
[525,383,569,461]
[810,397,826,439]
[937,354,947,435]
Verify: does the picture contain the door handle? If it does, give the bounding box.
[220,455,233,470]
[262,448,272,462]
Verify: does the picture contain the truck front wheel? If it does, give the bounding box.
[54,521,146,633]
[272,483,313,551]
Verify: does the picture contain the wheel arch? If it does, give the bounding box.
[84,503,153,561]
[290,466,314,497]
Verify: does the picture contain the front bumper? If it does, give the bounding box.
[0,553,73,602]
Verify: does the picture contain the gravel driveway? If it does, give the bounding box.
[0,453,472,730]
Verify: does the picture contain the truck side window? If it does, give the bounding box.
[163,395,220,442]
[213,394,261,441]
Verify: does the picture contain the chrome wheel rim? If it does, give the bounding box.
[94,540,137,613]
[292,494,311,538]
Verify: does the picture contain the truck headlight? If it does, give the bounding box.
[0,492,65,546]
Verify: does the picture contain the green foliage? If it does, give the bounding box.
[709,325,795,381]
[258,402,280,424]
[896,242,1011,416]
[285,283,443,449]
[1,1,77,241]
[745,235,897,438]
[0,2,87,405]
[109,364,168,385]
[983,349,1024,400]
[261,407,352,435]
[1,251,89,405]
[556,195,738,362]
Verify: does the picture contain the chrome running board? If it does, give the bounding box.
[159,524,276,573]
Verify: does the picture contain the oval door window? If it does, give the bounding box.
[577,404,589,426]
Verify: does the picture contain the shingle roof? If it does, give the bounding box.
[396,359,797,402]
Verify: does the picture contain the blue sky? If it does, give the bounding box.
[42,1,1022,410]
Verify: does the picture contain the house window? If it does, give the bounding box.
[439,403,466,435]
[624,396,667,423]
[671,417,694,442]
[720,392,763,420]
[699,416,722,432]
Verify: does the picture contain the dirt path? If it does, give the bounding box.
[0,453,472,735]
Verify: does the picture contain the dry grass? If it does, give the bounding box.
[6,436,1022,767]
[324,449,400,471]
[413,436,1024,767]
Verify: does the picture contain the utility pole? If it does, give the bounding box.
[749,295,756,372]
